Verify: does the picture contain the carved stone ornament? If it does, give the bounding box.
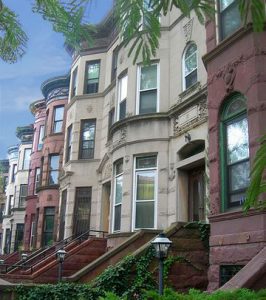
[86,105,93,113]
[103,162,112,180]
[168,163,176,181]
[173,99,208,136]
[47,87,69,101]
[223,64,236,93]
[112,126,127,150]
[183,18,194,42]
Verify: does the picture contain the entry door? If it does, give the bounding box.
[73,187,91,237]
[59,190,67,241]
[14,224,24,251]
[188,167,205,221]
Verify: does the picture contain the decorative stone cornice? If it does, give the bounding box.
[29,99,46,116]
[41,74,70,102]
[16,125,34,142]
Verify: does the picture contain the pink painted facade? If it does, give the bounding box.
[204,19,266,290]
[24,100,46,251]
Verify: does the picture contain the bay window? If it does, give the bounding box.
[22,148,31,170]
[134,156,157,229]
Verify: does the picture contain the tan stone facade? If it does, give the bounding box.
[60,9,208,245]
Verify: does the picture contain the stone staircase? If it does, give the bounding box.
[0,229,107,284]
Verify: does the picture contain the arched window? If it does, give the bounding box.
[220,94,249,211]
[183,43,198,90]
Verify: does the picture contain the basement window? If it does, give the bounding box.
[220,265,244,286]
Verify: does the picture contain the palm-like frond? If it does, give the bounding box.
[244,135,266,211]
[117,0,215,64]
[33,0,96,51]
[0,3,27,63]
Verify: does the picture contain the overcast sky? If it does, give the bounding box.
[0,0,113,158]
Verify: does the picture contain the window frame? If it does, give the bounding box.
[136,63,160,115]
[79,119,96,160]
[218,0,241,41]
[34,167,41,194]
[22,148,31,170]
[220,94,249,211]
[84,60,100,94]
[52,105,64,134]
[11,164,17,183]
[37,125,45,151]
[48,154,60,185]
[71,67,78,98]
[112,159,123,233]
[117,73,128,121]
[65,124,72,163]
[111,48,119,82]
[19,184,28,208]
[132,155,158,230]
[182,42,198,91]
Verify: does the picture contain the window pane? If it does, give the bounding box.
[221,2,241,39]
[114,204,121,231]
[120,75,128,101]
[23,149,31,169]
[229,192,246,206]
[139,90,157,114]
[136,156,157,169]
[185,69,197,89]
[225,97,246,118]
[135,201,154,228]
[136,172,155,200]
[54,121,63,133]
[220,0,235,11]
[116,161,123,175]
[227,118,249,164]
[185,51,197,75]
[229,160,249,192]
[83,122,95,141]
[115,175,123,204]
[38,125,44,150]
[88,62,100,79]
[50,155,59,170]
[55,106,64,121]
[140,65,157,90]
[49,171,59,184]
[119,100,126,120]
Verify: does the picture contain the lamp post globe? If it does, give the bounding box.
[56,249,67,262]
[56,249,67,282]
[151,233,172,295]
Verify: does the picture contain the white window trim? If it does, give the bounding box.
[112,162,123,233]
[117,74,128,121]
[132,155,158,231]
[182,43,198,91]
[71,67,78,98]
[136,63,160,115]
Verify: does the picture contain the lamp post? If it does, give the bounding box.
[56,249,66,282]
[151,233,172,296]
[21,253,28,269]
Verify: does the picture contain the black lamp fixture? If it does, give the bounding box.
[151,233,172,295]
[21,253,28,261]
[56,249,67,282]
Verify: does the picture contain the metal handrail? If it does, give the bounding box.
[4,229,107,274]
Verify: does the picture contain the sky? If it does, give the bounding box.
[0,0,113,158]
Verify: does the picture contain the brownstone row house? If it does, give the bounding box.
[0,0,265,289]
